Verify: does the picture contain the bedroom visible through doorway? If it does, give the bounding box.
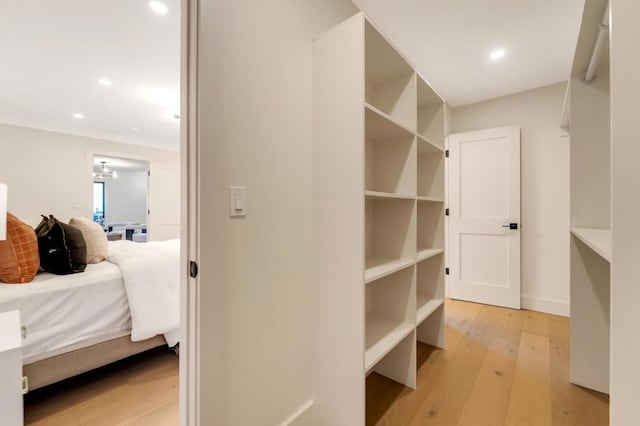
[92,155,150,243]
[0,0,184,424]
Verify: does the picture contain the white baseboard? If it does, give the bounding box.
[521,295,570,317]
[280,399,314,426]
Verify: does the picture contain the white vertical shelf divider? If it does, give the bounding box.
[312,12,447,424]
[568,0,611,396]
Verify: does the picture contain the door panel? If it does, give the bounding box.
[449,126,521,309]
[460,137,509,217]
[460,233,509,287]
[148,161,180,241]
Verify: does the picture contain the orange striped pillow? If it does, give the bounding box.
[0,213,40,283]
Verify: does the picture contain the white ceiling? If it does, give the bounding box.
[0,1,583,149]
[354,0,585,106]
[0,0,180,150]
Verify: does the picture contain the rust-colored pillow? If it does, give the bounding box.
[0,213,40,283]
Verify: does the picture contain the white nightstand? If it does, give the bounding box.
[0,311,23,426]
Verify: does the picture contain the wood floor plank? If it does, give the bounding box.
[548,314,609,426]
[366,299,484,426]
[119,399,179,426]
[456,307,523,426]
[24,349,178,426]
[368,302,609,426]
[504,314,552,425]
[406,304,507,426]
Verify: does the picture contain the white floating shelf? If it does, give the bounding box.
[417,196,444,203]
[571,227,611,262]
[417,297,444,325]
[417,248,444,263]
[417,134,444,153]
[365,191,415,201]
[365,316,415,373]
[364,102,416,138]
[365,257,415,284]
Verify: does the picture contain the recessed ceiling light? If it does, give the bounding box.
[98,78,112,87]
[73,113,85,119]
[490,49,506,61]
[149,1,168,15]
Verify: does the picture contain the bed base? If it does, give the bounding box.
[23,335,167,391]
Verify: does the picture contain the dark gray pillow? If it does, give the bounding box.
[35,215,87,275]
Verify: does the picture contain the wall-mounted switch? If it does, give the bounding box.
[229,186,247,217]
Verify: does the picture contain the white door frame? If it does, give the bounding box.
[446,125,521,309]
[84,149,151,227]
[180,0,199,424]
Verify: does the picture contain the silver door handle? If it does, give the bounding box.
[502,223,518,230]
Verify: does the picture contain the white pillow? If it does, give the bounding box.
[69,217,109,264]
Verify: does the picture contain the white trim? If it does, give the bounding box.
[180,0,198,425]
[280,400,315,426]
[522,295,570,317]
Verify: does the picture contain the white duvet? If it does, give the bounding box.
[107,239,180,347]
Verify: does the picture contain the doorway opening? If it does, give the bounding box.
[92,155,150,242]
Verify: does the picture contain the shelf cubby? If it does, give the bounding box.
[417,76,445,148]
[570,227,611,262]
[368,330,417,389]
[417,146,445,199]
[365,198,416,281]
[416,253,445,325]
[365,267,416,383]
[365,21,416,132]
[365,106,416,196]
[570,235,610,393]
[417,201,444,253]
[417,248,444,263]
[416,303,445,348]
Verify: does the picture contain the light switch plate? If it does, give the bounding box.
[229,186,247,217]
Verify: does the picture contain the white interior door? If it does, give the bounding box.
[448,126,521,309]
[148,161,180,241]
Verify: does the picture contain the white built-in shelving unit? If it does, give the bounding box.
[567,0,611,395]
[313,12,446,424]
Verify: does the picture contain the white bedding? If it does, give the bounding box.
[107,239,180,346]
[0,262,131,363]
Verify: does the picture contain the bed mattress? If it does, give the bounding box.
[0,262,132,363]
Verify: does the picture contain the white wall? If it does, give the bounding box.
[0,123,178,228]
[99,169,148,225]
[451,82,570,316]
[194,0,358,424]
[610,0,640,421]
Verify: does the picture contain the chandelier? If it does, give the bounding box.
[93,161,118,179]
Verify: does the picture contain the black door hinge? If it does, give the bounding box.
[445,208,449,216]
[445,267,450,275]
[148,170,151,177]
[445,150,449,158]
[189,261,199,278]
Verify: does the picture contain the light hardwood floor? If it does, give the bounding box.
[24,348,178,426]
[367,299,609,425]
[24,300,609,425]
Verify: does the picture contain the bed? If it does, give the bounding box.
[0,240,180,391]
